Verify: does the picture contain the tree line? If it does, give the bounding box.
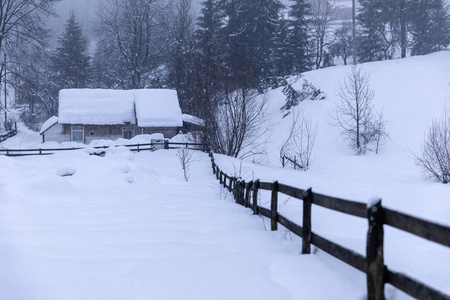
[1,0,449,149]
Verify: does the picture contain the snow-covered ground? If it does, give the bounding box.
[1,51,450,299]
[0,148,373,300]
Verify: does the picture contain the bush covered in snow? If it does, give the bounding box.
[281,79,325,111]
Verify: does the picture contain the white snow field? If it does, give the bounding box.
[1,51,450,299]
[0,149,369,300]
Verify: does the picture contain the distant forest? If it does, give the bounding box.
[1,0,449,133]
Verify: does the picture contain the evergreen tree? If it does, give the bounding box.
[409,0,450,56]
[357,0,385,62]
[53,12,90,89]
[410,0,434,55]
[272,16,293,78]
[167,0,194,111]
[224,0,283,88]
[194,0,226,102]
[428,0,450,51]
[287,0,311,74]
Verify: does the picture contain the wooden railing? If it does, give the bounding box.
[0,129,17,143]
[281,154,304,170]
[208,151,450,300]
[0,141,206,156]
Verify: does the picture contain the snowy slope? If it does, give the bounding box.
[248,51,450,222]
[214,51,450,296]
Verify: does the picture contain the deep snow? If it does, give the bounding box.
[1,51,450,299]
[0,149,371,300]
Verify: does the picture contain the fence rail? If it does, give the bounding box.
[0,141,205,156]
[208,151,450,300]
[0,129,17,143]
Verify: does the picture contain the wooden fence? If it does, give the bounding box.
[208,151,450,300]
[281,154,304,170]
[0,129,17,143]
[0,141,205,157]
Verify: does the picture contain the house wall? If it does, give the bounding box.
[142,127,179,139]
[44,124,180,144]
[42,123,70,143]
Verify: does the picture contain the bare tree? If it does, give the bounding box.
[280,108,318,170]
[334,66,386,154]
[208,88,269,159]
[97,0,167,89]
[310,0,335,69]
[415,110,450,184]
[0,0,58,130]
[0,0,57,56]
[177,147,194,182]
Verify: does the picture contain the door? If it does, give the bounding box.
[71,125,84,142]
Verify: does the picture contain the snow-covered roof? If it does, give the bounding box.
[40,116,58,134]
[58,89,182,127]
[135,89,182,127]
[182,114,205,127]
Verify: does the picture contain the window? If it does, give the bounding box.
[122,127,134,139]
[71,125,84,142]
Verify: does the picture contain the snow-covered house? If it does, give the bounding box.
[40,89,184,144]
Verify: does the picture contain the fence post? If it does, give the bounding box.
[282,155,285,168]
[216,167,220,180]
[212,161,216,174]
[164,140,169,149]
[252,179,260,215]
[137,144,140,152]
[271,181,279,231]
[367,198,385,300]
[294,156,297,170]
[219,171,223,184]
[239,180,245,205]
[223,173,227,188]
[39,148,42,155]
[245,181,253,208]
[302,188,313,254]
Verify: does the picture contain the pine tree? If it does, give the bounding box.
[288,0,311,74]
[53,12,90,89]
[429,0,450,51]
[272,16,293,78]
[357,0,385,62]
[410,0,434,56]
[195,0,226,100]
[224,0,283,88]
[410,0,450,56]
[167,0,194,110]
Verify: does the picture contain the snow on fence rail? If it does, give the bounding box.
[0,141,206,156]
[208,151,450,300]
[0,129,17,143]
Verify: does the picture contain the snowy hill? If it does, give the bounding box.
[211,51,450,298]
[230,51,450,224]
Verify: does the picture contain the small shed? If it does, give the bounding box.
[41,89,184,144]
